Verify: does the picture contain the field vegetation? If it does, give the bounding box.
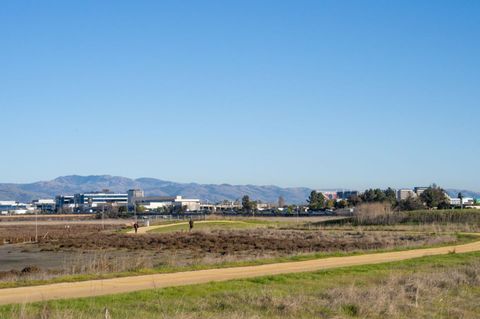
[320,204,480,229]
[2,251,479,319]
[0,218,471,289]
[146,220,274,233]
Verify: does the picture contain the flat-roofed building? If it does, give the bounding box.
[74,192,128,207]
[414,187,428,197]
[174,196,201,211]
[0,201,31,215]
[337,191,359,200]
[134,195,201,211]
[134,196,176,209]
[127,189,145,207]
[397,189,417,201]
[32,199,56,213]
[55,195,75,212]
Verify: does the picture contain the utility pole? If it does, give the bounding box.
[35,208,38,243]
[134,203,137,222]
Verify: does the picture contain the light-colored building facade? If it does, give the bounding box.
[397,189,417,201]
[74,192,128,207]
[0,201,32,215]
[32,199,56,212]
[129,189,201,212]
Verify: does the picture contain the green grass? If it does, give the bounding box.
[118,219,287,234]
[0,233,477,290]
[146,219,278,233]
[2,251,479,318]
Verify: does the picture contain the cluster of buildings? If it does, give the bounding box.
[314,187,480,209]
[55,189,201,213]
[317,190,359,201]
[396,187,479,207]
[396,187,429,201]
[1,189,201,215]
[2,186,480,215]
[0,199,56,215]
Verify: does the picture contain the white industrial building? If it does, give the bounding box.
[32,199,56,212]
[128,189,201,212]
[0,201,33,215]
[396,189,417,201]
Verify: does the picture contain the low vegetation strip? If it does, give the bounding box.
[130,220,254,234]
[1,236,479,306]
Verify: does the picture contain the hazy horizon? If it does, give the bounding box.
[1,174,478,193]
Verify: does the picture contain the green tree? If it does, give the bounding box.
[307,191,325,211]
[458,192,464,209]
[335,200,348,209]
[384,187,397,205]
[136,205,146,213]
[420,186,449,209]
[348,195,362,207]
[396,197,424,211]
[360,188,395,205]
[361,189,386,202]
[242,195,254,213]
[325,199,335,209]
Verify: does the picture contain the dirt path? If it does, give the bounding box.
[129,220,250,234]
[1,237,480,305]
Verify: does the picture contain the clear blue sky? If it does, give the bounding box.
[1,1,479,190]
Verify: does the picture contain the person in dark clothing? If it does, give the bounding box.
[133,222,139,234]
[189,218,194,231]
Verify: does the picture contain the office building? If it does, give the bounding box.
[32,199,56,213]
[74,192,128,207]
[397,189,417,201]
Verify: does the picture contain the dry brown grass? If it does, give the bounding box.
[36,228,455,253]
[195,260,480,319]
[0,224,122,245]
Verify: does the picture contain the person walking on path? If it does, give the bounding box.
[133,222,139,234]
[189,218,194,231]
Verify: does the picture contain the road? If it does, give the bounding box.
[1,238,479,305]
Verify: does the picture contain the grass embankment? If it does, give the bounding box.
[2,251,480,318]
[0,233,476,290]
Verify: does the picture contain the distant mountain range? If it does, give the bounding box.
[0,175,312,204]
[0,175,478,204]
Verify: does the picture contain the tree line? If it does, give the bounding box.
[307,185,451,211]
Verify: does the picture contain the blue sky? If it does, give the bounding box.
[1,1,479,190]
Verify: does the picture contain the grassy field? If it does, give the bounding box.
[1,232,475,290]
[2,251,479,319]
[146,220,278,233]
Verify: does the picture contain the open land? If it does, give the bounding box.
[1,250,480,318]
[0,211,479,318]
[0,218,464,285]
